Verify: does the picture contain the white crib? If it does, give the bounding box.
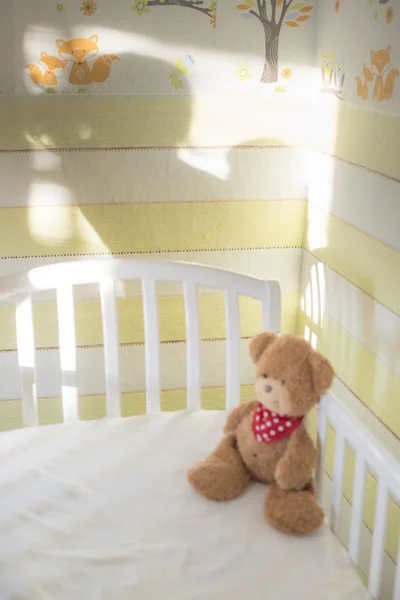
[0,258,398,600]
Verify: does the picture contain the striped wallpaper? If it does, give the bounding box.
[0,1,399,594]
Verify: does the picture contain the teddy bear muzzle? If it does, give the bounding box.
[255,377,291,414]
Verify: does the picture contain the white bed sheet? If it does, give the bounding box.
[0,410,368,600]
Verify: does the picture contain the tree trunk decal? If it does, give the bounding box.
[237,1,314,84]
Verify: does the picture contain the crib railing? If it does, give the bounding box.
[0,258,281,426]
[318,393,400,600]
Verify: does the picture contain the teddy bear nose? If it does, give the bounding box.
[265,385,273,393]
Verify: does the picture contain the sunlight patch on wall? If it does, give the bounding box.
[177,148,230,181]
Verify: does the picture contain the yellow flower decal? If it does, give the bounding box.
[236,65,252,81]
[209,0,217,13]
[55,3,65,12]
[281,68,292,79]
[385,6,394,23]
[80,0,97,16]
[334,0,340,13]
[132,0,150,15]
[275,86,287,93]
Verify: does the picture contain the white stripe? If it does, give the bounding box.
[0,148,306,207]
[307,151,400,252]
[301,252,400,374]
[0,339,255,401]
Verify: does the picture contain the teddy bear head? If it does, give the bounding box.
[249,333,334,418]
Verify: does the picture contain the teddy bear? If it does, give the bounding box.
[188,332,334,534]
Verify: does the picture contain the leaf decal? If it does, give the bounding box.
[300,5,314,11]
[296,14,309,20]
[286,12,298,19]
[277,0,283,5]
[285,20,299,26]
[292,2,305,8]
[236,3,252,8]
[239,12,254,18]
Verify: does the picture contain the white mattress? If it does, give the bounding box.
[0,410,367,600]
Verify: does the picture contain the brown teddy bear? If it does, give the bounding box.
[188,332,334,534]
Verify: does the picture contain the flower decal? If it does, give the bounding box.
[132,0,150,16]
[385,6,394,22]
[209,0,217,27]
[55,3,65,12]
[281,68,292,79]
[80,0,97,16]
[334,0,340,12]
[236,65,252,81]
[275,86,288,93]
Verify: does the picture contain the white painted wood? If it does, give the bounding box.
[225,290,240,410]
[331,429,346,532]
[15,294,38,427]
[348,455,366,565]
[0,259,270,302]
[369,483,389,599]
[261,280,281,332]
[100,279,121,418]
[394,542,400,600]
[56,285,78,423]
[142,280,161,414]
[184,282,201,410]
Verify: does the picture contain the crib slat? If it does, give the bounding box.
[57,286,78,423]
[184,282,201,410]
[15,293,38,427]
[225,290,240,410]
[368,482,388,599]
[331,429,346,532]
[394,540,400,600]
[143,280,160,414]
[261,281,281,333]
[348,455,366,565]
[100,279,121,418]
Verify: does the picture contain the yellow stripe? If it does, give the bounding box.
[307,411,399,564]
[313,101,400,180]
[306,205,400,315]
[0,96,309,150]
[297,310,400,439]
[0,290,299,351]
[0,201,306,258]
[0,385,257,431]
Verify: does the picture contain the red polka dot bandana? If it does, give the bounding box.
[252,403,304,443]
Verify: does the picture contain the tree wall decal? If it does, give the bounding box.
[236,1,314,83]
[132,0,216,27]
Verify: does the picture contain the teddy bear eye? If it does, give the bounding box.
[263,373,268,378]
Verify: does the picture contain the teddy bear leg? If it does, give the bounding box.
[188,432,251,501]
[264,482,324,534]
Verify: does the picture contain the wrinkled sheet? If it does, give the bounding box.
[0,410,368,599]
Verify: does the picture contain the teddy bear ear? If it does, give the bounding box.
[249,332,277,364]
[308,350,334,397]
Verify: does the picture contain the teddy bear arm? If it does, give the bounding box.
[223,400,258,434]
[275,426,317,491]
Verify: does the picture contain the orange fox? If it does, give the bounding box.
[371,47,398,102]
[56,35,119,85]
[25,52,67,86]
[356,64,373,100]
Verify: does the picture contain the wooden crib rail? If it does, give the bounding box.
[317,393,400,600]
[0,258,281,424]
